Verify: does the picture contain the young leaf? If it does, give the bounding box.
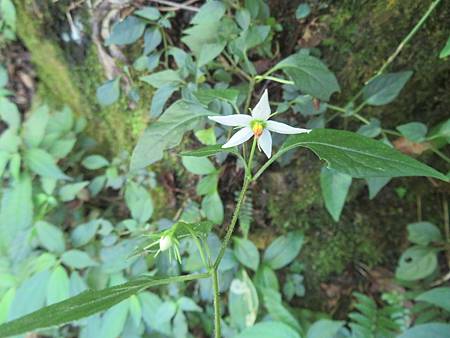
[0,274,207,337]
[362,71,413,106]
[263,231,304,270]
[235,321,301,338]
[233,237,260,271]
[130,100,212,171]
[273,129,447,180]
[270,53,340,101]
[195,128,216,145]
[320,167,352,221]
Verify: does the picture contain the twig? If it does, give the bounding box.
[149,0,200,12]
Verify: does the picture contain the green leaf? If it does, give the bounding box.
[0,0,15,31]
[182,156,216,175]
[263,231,304,270]
[202,192,224,224]
[262,288,301,332]
[23,105,49,147]
[416,287,450,312]
[233,237,260,271]
[357,118,381,138]
[194,88,240,106]
[229,270,259,330]
[254,265,279,291]
[366,177,391,199]
[396,122,428,142]
[0,174,33,243]
[235,321,301,338]
[150,84,178,118]
[270,53,340,101]
[195,128,216,145]
[82,155,110,170]
[24,148,70,180]
[61,250,98,269]
[130,100,212,170]
[46,266,70,305]
[106,16,146,45]
[395,246,437,281]
[296,3,311,19]
[178,297,202,312]
[275,129,447,180]
[439,36,450,58]
[128,295,142,327]
[197,42,226,67]
[236,9,251,30]
[196,174,218,196]
[307,319,344,338]
[144,27,162,54]
[96,77,120,106]
[362,71,412,106]
[0,97,20,130]
[98,300,129,338]
[134,7,160,21]
[0,274,206,338]
[140,70,182,88]
[0,289,14,325]
[71,220,100,247]
[397,323,450,338]
[59,181,89,202]
[407,222,442,246]
[125,181,153,224]
[181,144,238,157]
[35,221,66,254]
[320,167,352,221]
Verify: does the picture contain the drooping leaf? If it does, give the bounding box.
[131,100,212,170]
[416,287,450,312]
[233,237,260,271]
[320,167,352,221]
[263,231,304,270]
[362,71,413,106]
[274,129,447,180]
[270,53,340,101]
[0,274,207,337]
[235,321,301,338]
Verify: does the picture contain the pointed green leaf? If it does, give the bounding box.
[363,71,413,106]
[320,167,352,221]
[416,287,450,312]
[24,148,70,180]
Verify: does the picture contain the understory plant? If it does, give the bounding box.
[0,1,449,338]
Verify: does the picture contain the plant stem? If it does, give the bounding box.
[211,139,257,337]
[212,268,221,338]
[244,78,255,114]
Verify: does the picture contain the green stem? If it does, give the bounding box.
[161,27,169,68]
[212,268,221,338]
[211,139,257,337]
[244,78,256,114]
[254,75,294,85]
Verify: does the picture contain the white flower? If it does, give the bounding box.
[208,90,311,158]
[159,236,173,252]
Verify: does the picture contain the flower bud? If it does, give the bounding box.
[159,236,172,251]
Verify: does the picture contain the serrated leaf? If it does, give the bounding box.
[270,53,340,101]
[362,71,413,106]
[130,100,212,170]
[0,274,207,337]
[274,129,447,180]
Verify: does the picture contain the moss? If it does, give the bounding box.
[13,0,149,155]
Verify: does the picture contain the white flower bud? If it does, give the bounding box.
[159,236,172,252]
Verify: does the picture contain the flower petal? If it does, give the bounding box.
[223,127,253,148]
[251,89,271,120]
[258,129,272,158]
[209,115,252,127]
[266,120,311,134]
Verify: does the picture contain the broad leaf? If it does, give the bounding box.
[396,122,427,142]
[307,319,344,338]
[407,222,442,246]
[395,246,437,281]
[416,287,450,312]
[194,88,239,105]
[182,156,216,175]
[96,77,120,107]
[235,321,301,338]
[270,53,340,101]
[362,71,412,106]
[0,274,207,337]
[397,323,450,338]
[35,221,66,254]
[125,181,153,224]
[273,129,447,180]
[233,237,260,271]
[263,231,304,270]
[24,148,70,180]
[130,100,212,170]
[106,16,146,45]
[229,270,258,330]
[262,288,301,332]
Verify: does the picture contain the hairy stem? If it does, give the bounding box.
[212,268,221,338]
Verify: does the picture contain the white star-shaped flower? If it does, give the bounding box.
[208,89,311,158]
